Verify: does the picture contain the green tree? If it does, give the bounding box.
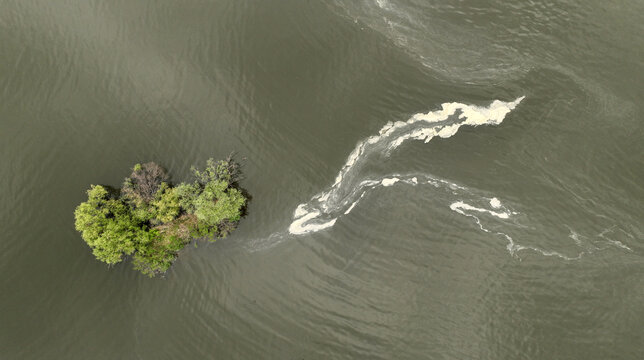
[131,229,183,277]
[151,183,181,224]
[174,182,200,214]
[193,180,246,228]
[74,185,140,265]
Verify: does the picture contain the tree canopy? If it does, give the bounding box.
[74,157,248,277]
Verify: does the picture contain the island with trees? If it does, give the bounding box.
[74,157,248,277]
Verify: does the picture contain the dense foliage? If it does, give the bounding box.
[74,158,247,277]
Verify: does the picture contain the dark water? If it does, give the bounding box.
[1,0,643,358]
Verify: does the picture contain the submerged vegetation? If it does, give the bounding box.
[74,157,248,277]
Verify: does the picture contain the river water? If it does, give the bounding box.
[1,0,643,359]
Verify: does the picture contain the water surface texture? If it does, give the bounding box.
[1,0,643,359]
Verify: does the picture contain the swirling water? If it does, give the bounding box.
[1,0,643,359]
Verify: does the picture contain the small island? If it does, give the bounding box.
[74,157,248,277]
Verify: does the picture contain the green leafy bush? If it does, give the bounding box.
[74,157,248,277]
[194,181,246,227]
[74,185,140,264]
[192,156,241,185]
[131,229,183,277]
[151,183,181,224]
[174,182,200,214]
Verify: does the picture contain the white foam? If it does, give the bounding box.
[598,226,634,251]
[333,0,530,82]
[449,200,585,260]
[450,201,510,219]
[287,97,524,235]
[381,177,400,186]
[607,240,632,251]
[344,201,359,214]
[449,200,636,260]
[289,210,337,235]
[344,192,366,215]
[293,204,308,218]
[375,0,390,10]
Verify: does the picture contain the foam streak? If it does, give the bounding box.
[288,97,524,235]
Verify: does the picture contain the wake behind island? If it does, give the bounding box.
[248,97,631,260]
[288,97,524,235]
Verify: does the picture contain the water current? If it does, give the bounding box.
[1,0,643,359]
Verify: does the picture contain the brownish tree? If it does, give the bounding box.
[122,162,169,202]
